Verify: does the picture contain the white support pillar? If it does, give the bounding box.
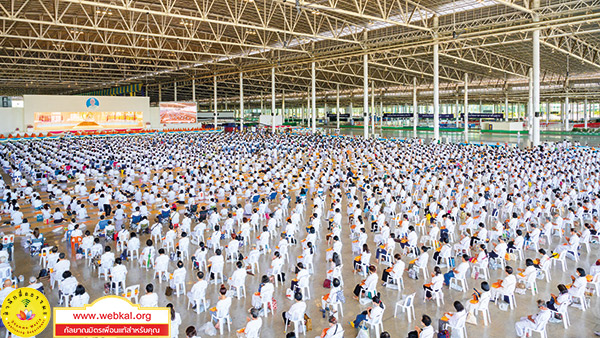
[336,84,340,130]
[192,79,196,102]
[433,16,440,141]
[363,54,369,139]
[528,68,533,142]
[271,67,276,133]
[174,82,178,102]
[464,73,469,142]
[302,103,306,126]
[213,76,218,129]
[158,84,162,102]
[565,94,570,131]
[239,73,244,131]
[282,90,286,124]
[455,99,459,128]
[545,102,549,126]
[307,92,310,128]
[413,77,418,138]
[532,4,541,146]
[585,97,588,129]
[311,62,316,133]
[504,95,509,121]
[379,97,383,129]
[371,81,375,135]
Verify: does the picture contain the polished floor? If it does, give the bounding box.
[2,140,600,338]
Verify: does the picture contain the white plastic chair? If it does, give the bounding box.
[394,293,416,322]
[540,259,552,283]
[39,247,52,268]
[495,290,516,310]
[154,268,168,283]
[524,272,538,295]
[60,282,78,307]
[285,310,306,336]
[429,288,445,307]
[173,274,186,297]
[524,321,548,338]
[386,273,404,290]
[552,251,567,272]
[211,312,232,335]
[472,258,489,280]
[476,296,492,326]
[551,299,571,329]
[447,313,468,338]
[366,309,385,337]
[122,284,140,304]
[329,299,344,318]
[188,292,208,314]
[588,273,600,296]
[129,247,140,260]
[298,275,310,300]
[571,288,588,311]
[450,272,468,293]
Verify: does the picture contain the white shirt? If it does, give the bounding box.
[139,293,159,307]
[420,326,435,338]
[70,293,90,307]
[170,312,181,338]
[215,297,232,318]
[244,317,263,338]
[285,301,307,321]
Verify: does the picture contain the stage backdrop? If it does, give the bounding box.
[24,95,150,131]
[159,102,197,124]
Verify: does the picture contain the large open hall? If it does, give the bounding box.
[1,1,600,338]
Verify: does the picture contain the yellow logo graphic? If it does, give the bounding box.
[1,288,51,337]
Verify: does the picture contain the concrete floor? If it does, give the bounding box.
[2,136,600,338]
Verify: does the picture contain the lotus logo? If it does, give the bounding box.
[17,309,36,321]
[86,97,99,108]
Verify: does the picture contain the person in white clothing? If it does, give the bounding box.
[237,308,263,338]
[465,282,491,325]
[210,285,232,330]
[568,268,588,298]
[70,285,90,307]
[282,291,307,327]
[438,300,467,332]
[490,266,517,302]
[321,315,344,338]
[169,260,187,290]
[187,271,208,311]
[411,314,434,338]
[166,303,182,338]
[139,284,158,307]
[514,300,552,337]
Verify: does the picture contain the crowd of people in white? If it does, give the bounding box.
[0,131,598,338]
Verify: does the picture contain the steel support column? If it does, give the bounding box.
[239,73,244,132]
[213,76,217,129]
[532,4,541,146]
[585,97,588,129]
[271,67,276,133]
[336,84,340,130]
[311,62,316,133]
[433,16,440,141]
[464,73,469,142]
[363,54,369,139]
[413,77,418,138]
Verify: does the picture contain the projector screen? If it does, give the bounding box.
[159,102,197,124]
